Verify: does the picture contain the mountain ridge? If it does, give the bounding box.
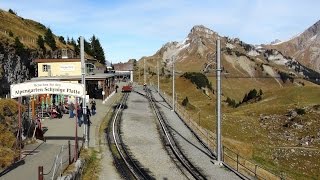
[144,24,320,86]
[266,20,320,73]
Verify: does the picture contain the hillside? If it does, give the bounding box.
[0,9,70,49]
[136,25,320,179]
[266,20,320,73]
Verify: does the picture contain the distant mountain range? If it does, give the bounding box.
[144,22,320,86]
[266,20,320,73]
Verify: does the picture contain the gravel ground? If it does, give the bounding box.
[150,86,241,180]
[121,85,186,179]
[99,82,125,180]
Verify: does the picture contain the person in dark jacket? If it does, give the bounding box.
[86,106,92,126]
[90,98,96,115]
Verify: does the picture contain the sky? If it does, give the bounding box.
[1,0,319,63]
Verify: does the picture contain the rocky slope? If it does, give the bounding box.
[0,9,78,96]
[267,20,320,73]
[145,25,320,86]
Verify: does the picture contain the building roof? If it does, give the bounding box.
[34,58,80,63]
[33,58,99,63]
[30,73,115,81]
[113,62,133,71]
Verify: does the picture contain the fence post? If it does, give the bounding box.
[237,154,239,171]
[255,165,257,177]
[68,140,71,164]
[38,166,43,180]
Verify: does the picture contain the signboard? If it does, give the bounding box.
[60,64,75,72]
[10,81,84,98]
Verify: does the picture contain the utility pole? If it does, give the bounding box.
[80,36,88,148]
[172,56,175,112]
[157,60,160,92]
[144,59,146,85]
[216,37,222,163]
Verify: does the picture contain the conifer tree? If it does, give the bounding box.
[44,28,57,50]
[37,35,45,50]
[90,35,106,64]
[14,37,25,55]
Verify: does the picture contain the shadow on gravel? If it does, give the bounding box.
[155,101,171,110]
[167,125,215,159]
[45,136,84,141]
[112,104,128,110]
[0,160,25,177]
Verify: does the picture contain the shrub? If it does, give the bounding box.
[182,96,189,106]
[295,108,305,115]
[181,72,210,89]
[8,31,14,37]
[8,9,17,15]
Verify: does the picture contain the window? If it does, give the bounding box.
[42,64,51,72]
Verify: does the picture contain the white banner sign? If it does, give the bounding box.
[60,64,75,72]
[10,81,84,98]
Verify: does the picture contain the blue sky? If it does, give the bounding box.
[1,0,319,63]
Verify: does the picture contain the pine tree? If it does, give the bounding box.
[71,38,79,56]
[14,37,25,55]
[58,36,66,44]
[84,38,93,56]
[37,35,45,50]
[44,28,57,50]
[90,35,106,64]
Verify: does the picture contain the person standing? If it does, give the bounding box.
[77,105,83,127]
[69,102,75,118]
[90,98,96,115]
[86,106,92,126]
[115,84,119,93]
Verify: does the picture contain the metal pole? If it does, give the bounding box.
[157,60,160,92]
[38,166,43,180]
[172,56,175,111]
[216,37,222,163]
[80,36,88,148]
[144,59,146,84]
[18,97,21,160]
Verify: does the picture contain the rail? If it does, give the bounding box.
[111,92,151,179]
[158,87,282,180]
[146,88,206,180]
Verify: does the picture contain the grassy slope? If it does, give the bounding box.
[0,9,70,49]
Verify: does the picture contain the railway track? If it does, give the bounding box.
[107,92,153,180]
[145,87,207,180]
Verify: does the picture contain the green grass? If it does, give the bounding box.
[148,72,320,179]
[81,149,101,180]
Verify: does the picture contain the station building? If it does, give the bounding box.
[31,58,116,100]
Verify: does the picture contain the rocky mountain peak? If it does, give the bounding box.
[270,39,282,45]
[304,20,320,37]
[188,25,218,39]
